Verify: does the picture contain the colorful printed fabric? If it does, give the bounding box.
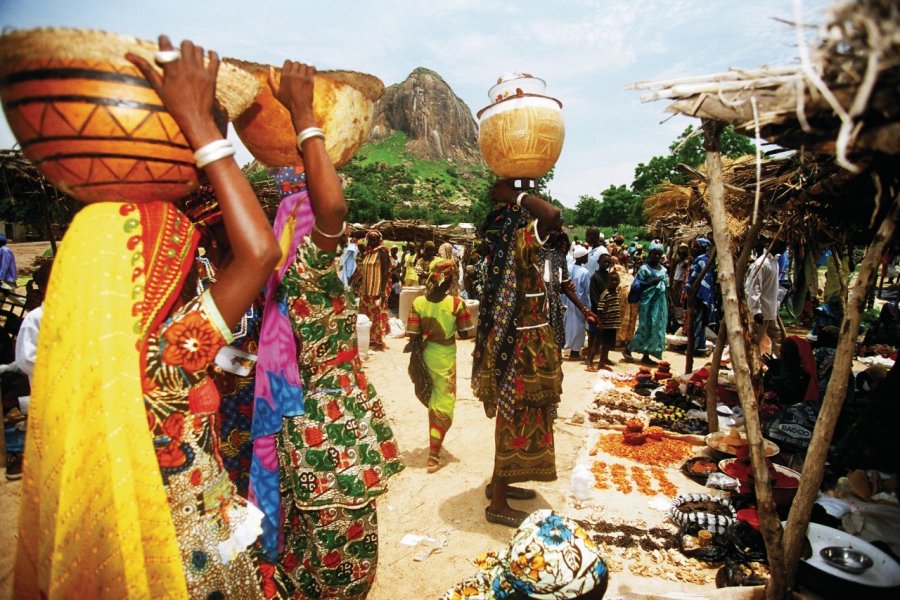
[144,290,266,599]
[280,502,379,599]
[359,292,389,349]
[276,237,403,506]
[251,166,312,558]
[538,244,568,348]
[628,263,669,359]
[494,404,557,484]
[441,510,607,600]
[15,202,192,599]
[407,293,473,457]
[474,217,563,421]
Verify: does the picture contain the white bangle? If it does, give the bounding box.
[296,127,325,151]
[194,139,235,169]
[313,220,346,239]
[516,192,527,208]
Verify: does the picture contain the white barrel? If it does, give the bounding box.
[463,299,480,336]
[356,313,371,355]
[399,285,425,328]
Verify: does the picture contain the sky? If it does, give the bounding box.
[0,0,829,207]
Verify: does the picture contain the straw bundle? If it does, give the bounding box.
[0,27,260,120]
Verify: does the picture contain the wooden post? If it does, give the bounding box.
[704,220,765,435]
[702,118,787,599]
[782,191,900,588]
[705,325,727,433]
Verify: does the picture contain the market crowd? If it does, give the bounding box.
[3,30,899,600]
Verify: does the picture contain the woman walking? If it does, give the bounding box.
[626,243,670,365]
[406,259,474,472]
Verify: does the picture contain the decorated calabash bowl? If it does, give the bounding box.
[0,27,259,204]
[226,59,383,168]
[477,74,564,179]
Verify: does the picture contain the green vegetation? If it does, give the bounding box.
[339,131,493,225]
[571,125,756,229]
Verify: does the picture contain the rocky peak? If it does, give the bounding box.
[369,67,480,162]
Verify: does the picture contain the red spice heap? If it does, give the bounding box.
[596,432,695,466]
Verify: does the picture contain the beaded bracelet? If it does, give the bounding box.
[194,139,235,169]
[313,220,346,239]
[296,127,325,152]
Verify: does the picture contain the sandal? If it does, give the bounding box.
[484,483,537,500]
[585,366,598,372]
[485,507,528,528]
[427,455,441,473]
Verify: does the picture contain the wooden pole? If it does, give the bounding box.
[782,190,900,589]
[702,118,787,599]
[705,325,727,433]
[704,219,765,435]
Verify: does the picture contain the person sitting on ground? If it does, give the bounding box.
[441,509,608,600]
[586,271,621,372]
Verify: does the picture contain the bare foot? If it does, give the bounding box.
[598,364,612,371]
[586,366,599,372]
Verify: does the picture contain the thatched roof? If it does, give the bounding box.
[629,0,899,171]
[636,0,899,249]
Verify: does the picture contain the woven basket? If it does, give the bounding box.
[226,59,383,168]
[0,28,260,204]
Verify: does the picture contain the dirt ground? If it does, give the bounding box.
[0,274,761,599]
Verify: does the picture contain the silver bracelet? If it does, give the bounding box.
[296,127,325,151]
[194,139,235,168]
[516,192,527,208]
[313,220,346,239]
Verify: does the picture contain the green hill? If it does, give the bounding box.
[338,131,492,225]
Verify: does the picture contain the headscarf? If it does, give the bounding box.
[250,166,312,558]
[648,242,664,254]
[16,202,196,599]
[695,237,712,249]
[438,241,455,261]
[426,257,455,294]
[365,229,383,249]
[441,510,608,600]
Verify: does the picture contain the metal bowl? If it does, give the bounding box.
[820,546,874,574]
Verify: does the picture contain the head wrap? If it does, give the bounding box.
[251,166,312,558]
[441,510,608,600]
[695,237,712,248]
[423,240,436,253]
[366,229,382,249]
[572,245,588,259]
[648,242,664,253]
[0,234,7,243]
[426,258,455,294]
[438,242,455,260]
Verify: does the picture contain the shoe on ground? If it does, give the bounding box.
[6,453,22,481]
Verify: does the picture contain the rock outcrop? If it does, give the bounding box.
[369,67,480,162]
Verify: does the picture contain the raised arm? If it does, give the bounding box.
[128,36,280,328]
[268,61,348,253]
[490,180,562,238]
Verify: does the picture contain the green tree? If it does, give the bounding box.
[573,195,601,226]
[632,124,755,199]
[598,185,641,226]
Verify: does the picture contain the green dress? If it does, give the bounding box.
[275,238,404,598]
[406,294,473,457]
[628,263,669,358]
